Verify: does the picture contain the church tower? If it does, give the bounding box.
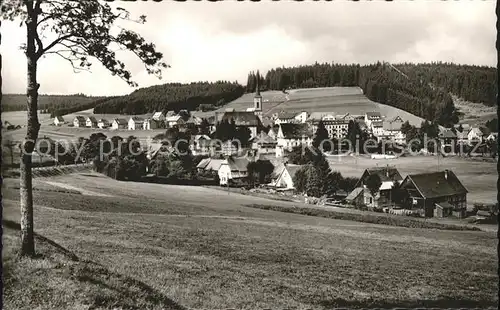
[253,70,263,121]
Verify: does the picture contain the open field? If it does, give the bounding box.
[2,172,498,309]
[327,155,497,206]
[2,110,52,126]
[194,87,425,127]
[453,95,497,126]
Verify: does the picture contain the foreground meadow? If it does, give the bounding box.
[2,172,497,309]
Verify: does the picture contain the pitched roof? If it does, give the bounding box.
[366,112,382,119]
[345,187,365,201]
[152,111,164,119]
[113,118,128,125]
[488,132,498,137]
[277,111,299,120]
[406,170,468,199]
[469,127,483,136]
[250,131,277,145]
[166,115,182,122]
[439,129,457,139]
[365,167,403,183]
[86,116,98,123]
[226,156,250,172]
[130,116,144,123]
[221,111,261,127]
[279,123,312,139]
[194,134,211,141]
[435,201,455,210]
[54,116,64,121]
[371,121,383,127]
[307,112,336,121]
[199,158,225,171]
[383,121,403,131]
[74,116,86,122]
[196,158,211,169]
[98,118,109,124]
[284,164,303,180]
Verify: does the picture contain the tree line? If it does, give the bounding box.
[246,61,497,126]
[1,94,106,115]
[93,81,245,115]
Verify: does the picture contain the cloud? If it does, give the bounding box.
[1,1,495,96]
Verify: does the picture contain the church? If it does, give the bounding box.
[214,71,264,137]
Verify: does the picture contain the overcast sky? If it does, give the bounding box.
[1,1,496,96]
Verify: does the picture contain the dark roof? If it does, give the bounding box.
[435,201,454,210]
[54,116,64,121]
[366,112,382,119]
[249,131,277,145]
[406,170,468,199]
[74,116,86,122]
[221,111,261,127]
[277,112,298,120]
[87,116,98,123]
[285,165,303,180]
[345,187,365,201]
[365,167,403,183]
[131,117,144,122]
[279,123,312,139]
[371,121,383,127]
[113,118,128,125]
[98,118,109,123]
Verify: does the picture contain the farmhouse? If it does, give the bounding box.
[128,117,145,130]
[249,131,277,155]
[53,116,64,126]
[196,157,224,173]
[456,130,469,145]
[364,111,382,128]
[143,118,160,130]
[190,134,212,156]
[73,116,86,127]
[219,111,262,138]
[370,121,384,137]
[111,118,127,130]
[467,127,483,145]
[218,156,250,185]
[267,126,279,140]
[86,116,98,128]
[274,111,301,125]
[276,123,313,152]
[97,119,110,129]
[166,115,185,128]
[353,166,403,206]
[274,164,303,189]
[399,169,468,218]
[151,111,166,122]
[438,129,457,153]
[345,187,383,208]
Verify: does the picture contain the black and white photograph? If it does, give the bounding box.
[1,0,499,309]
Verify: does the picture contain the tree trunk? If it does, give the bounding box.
[20,2,40,257]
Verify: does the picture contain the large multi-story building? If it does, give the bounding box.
[307,113,351,139]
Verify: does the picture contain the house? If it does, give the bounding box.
[486,132,498,142]
[190,135,212,156]
[364,112,382,128]
[267,126,279,140]
[143,118,160,130]
[128,117,144,130]
[274,112,299,125]
[250,131,278,154]
[221,140,240,156]
[151,111,166,122]
[294,111,309,124]
[354,166,403,205]
[97,119,110,129]
[53,116,64,126]
[456,130,469,145]
[219,111,262,137]
[345,187,385,208]
[370,121,384,137]
[111,118,128,130]
[467,127,483,145]
[197,157,224,173]
[399,169,468,218]
[274,164,303,189]
[73,116,86,128]
[218,156,250,185]
[381,117,405,144]
[86,116,98,128]
[276,123,313,152]
[269,161,286,186]
[166,115,185,128]
[438,129,457,153]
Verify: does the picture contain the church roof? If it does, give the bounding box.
[221,111,261,127]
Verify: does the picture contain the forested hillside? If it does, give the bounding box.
[246,62,496,126]
[93,81,245,114]
[394,63,497,107]
[1,94,106,117]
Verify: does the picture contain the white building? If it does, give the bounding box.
[73,116,86,128]
[276,123,313,152]
[151,111,166,122]
[218,156,250,186]
[166,115,184,128]
[111,118,127,130]
[97,119,110,129]
[306,113,350,139]
[364,112,382,129]
[128,117,145,130]
[274,164,303,189]
[487,132,498,142]
[53,116,64,126]
[86,116,98,128]
[143,118,160,130]
[467,127,483,145]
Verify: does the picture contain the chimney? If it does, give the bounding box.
[444,169,448,180]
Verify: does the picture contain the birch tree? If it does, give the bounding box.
[1,0,168,257]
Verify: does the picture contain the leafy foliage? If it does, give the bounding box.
[365,174,382,196]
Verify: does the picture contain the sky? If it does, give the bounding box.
[1,1,496,96]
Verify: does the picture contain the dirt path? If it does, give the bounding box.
[43,181,113,197]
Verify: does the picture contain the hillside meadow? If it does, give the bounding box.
[2,172,498,309]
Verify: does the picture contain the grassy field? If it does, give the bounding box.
[327,155,497,206]
[193,87,425,127]
[2,172,498,309]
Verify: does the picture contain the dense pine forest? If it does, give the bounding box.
[93,81,245,114]
[246,62,496,127]
[1,94,106,116]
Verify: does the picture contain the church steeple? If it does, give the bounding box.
[255,70,261,96]
[253,70,262,112]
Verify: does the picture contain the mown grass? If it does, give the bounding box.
[2,174,498,309]
[245,203,481,231]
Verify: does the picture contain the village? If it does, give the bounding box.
[44,81,498,223]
